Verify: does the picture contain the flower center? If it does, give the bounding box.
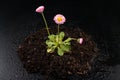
[57,17,63,22]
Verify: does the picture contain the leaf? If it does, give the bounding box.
[55,35,59,42]
[48,34,55,41]
[45,40,49,45]
[47,46,56,53]
[64,38,72,43]
[63,42,71,45]
[57,47,64,56]
[59,32,65,41]
[60,44,71,52]
[46,40,54,47]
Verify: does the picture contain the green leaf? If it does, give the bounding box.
[47,46,56,53]
[48,34,55,41]
[46,40,54,47]
[63,42,71,45]
[59,32,65,40]
[57,47,64,56]
[64,38,72,43]
[45,40,49,45]
[60,44,71,52]
[55,35,59,42]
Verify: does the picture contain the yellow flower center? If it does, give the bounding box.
[57,17,63,22]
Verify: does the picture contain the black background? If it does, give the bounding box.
[0,0,120,80]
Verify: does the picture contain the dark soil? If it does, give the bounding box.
[17,26,99,80]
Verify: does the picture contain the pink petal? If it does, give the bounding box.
[36,6,44,13]
[79,38,83,44]
[53,14,66,24]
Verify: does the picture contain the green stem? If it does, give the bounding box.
[57,24,60,43]
[41,12,50,35]
[58,24,60,34]
[71,38,77,40]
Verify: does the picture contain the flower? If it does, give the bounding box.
[36,6,44,13]
[79,38,83,44]
[53,14,66,24]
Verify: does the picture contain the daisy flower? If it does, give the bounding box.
[53,14,66,24]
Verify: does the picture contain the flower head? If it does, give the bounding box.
[79,38,83,44]
[36,6,44,13]
[53,14,66,24]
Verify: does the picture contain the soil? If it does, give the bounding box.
[17,26,99,80]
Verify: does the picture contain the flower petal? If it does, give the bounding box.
[36,6,44,13]
[79,38,83,44]
[53,14,66,24]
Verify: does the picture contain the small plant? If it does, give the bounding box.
[36,6,83,56]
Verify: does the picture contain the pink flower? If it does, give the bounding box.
[36,6,44,13]
[79,38,83,44]
[53,14,66,24]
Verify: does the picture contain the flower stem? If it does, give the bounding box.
[41,12,50,35]
[71,38,77,40]
[57,24,60,42]
[58,24,60,34]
